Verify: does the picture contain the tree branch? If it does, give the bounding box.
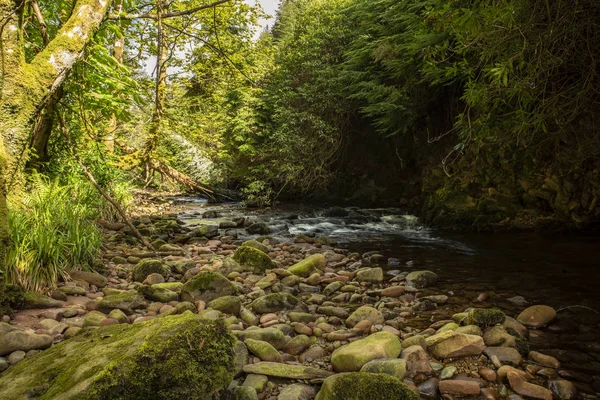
[108,0,231,20]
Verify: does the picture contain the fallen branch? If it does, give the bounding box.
[58,113,155,251]
[103,251,185,259]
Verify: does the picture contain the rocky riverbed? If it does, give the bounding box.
[0,196,599,399]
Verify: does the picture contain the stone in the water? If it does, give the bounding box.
[405,270,438,288]
[355,267,384,283]
[288,254,326,277]
[0,323,52,356]
[425,331,484,359]
[345,306,384,328]
[250,293,307,314]
[278,383,316,400]
[242,362,333,379]
[548,379,577,400]
[360,358,407,381]
[315,372,418,400]
[0,314,235,399]
[529,351,560,368]
[233,246,273,273]
[517,305,556,328]
[331,331,402,372]
[507,370,552,399]
[181,271,238,303]
[465,308,506,328]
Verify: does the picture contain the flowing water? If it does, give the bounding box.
[175,198,600,313]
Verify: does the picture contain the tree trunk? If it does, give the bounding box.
[0,0,113,273]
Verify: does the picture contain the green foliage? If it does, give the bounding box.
[4,176,103,292]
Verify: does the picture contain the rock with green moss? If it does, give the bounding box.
[207,295,241,316]
[346,306,384,328]
[245,338,283,362]
[233,246,273,273]
[242,239,269,254]
[21,292,63,309]
[68,271,108,288]
[83,311,108,327]
[331,331,402,372]
[191,224,219,238]
[181,271,238,303]
[137,286,178,303]
[167,260,196,275]
[233,328,288,350]
[242,362,333,380]
[159,243,182,252]
[405,270,439,288]
[425,331,485,359]
[360,358,407,381]
[465,308,506,328]
[132,259,170,283]
[287,254,326,277]
[315,372,418,400]
[98,292,146,315]
[250,293,307,314]
[152,282,184,293]
[218,257,244,275]
[0,313,235,400]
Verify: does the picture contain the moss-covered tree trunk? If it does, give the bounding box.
[0,0,112,273]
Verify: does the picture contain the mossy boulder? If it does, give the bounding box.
[207,296,241,316]
[191,224,219,238]
[287,254,326,277]
[233,328,288,350]
[137,286,178,303]
[98,292,146,315]
[465,308,506,328]
[315,373,418,400]
[0,313,235,400]
[346,306,385,328]
[331,331,402,372]
[360,358,407,381]
[232,246,273,273]
[132,259,170,283]
[244,339,283,362]
[181,271,237,303]
[167,260,197,275]
[405,270,439,288]
[242,239,269,254]
[218,257,244,275]
[21,292,63,309]
[250,293,307,314]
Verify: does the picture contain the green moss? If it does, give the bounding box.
[181,271,237,303]
[250,293,305,314]
[0,313,235,399]
[465,308,506,328]
[315,373,418,400]
[506,327,530,355]
[287,254,326,277]
[232,246,273,273]
[132,259,169,282]
[0,281,25,315]
[241,239,269,253]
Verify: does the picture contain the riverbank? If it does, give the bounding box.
[0,195,598,399]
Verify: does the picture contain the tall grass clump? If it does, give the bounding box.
[4,177,103,292]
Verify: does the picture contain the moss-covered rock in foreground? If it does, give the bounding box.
[0,313,235,400]
[315,373,418,400]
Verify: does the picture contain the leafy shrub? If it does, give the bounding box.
[4,176,103,292]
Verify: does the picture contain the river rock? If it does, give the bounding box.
[143,273,165,285]
[465,308,506,327]
[529,351,560,368]
[483,326,517,347]
[0,323,52,356]
[191,224,219,238]
[242,239,269,253]
[207,295,241,316]
[245,338,283,362]
[484,346,522,366]
[406,270,438,288]
[68,270,108,288]
[137,285,178,303]
[288,254,326,277]
[152,282,184,293]
[360,358,407,380]
[0,314,235,399]
[181,271,238,303]
[355,267,384,283]
[346,306,384,328]
[401,345,433,377]
[98,291,146,315]
[331,331,402,372]
[278,383,316,400]
[418,378,439,400]
[59,285,86,296]
[233,246,273,273]
[83,310,108,327]
[507,370,552,399]
[233,327,288,349]
[243,362,333,379]
[283,334,311,355]
[438,380,481,396]
[132,259,170,282]
[548,379,577,400]
[425,331,484,359]
[21,292,63,309]
[250,293,307,314]
[233,386,258,400]
[381,286,405,297]
[315,372,417,400]
[517,305,556,328]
